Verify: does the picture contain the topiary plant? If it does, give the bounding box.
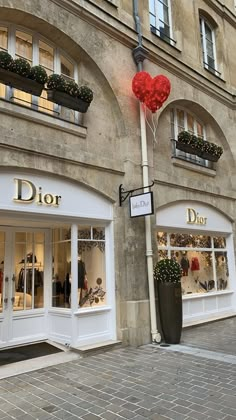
[65,80,79,97]
[77,85,93,104]
[30,65,48,85]
[0,51,13,70]
[154,258,182,283]
[10,58,31,77]
[47,73,66,92]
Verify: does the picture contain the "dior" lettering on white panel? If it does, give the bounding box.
[186,208,207,225]
[13,178,61,206]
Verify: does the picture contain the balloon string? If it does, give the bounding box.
[144,106,157,144]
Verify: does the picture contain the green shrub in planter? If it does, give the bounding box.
[0,51,13,69]
[154,258,182,283]
[65,80,79,97]
[47,73,66,92]
[177,130,191,144]
[30,65,48,85]
[77,85,93,104]
[10,58,31,77]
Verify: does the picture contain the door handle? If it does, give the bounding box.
[11,275,16,306]
[4,276,8,306]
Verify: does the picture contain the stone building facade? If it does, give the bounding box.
[0,0,235,349]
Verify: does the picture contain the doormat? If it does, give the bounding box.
[0,342,63,366]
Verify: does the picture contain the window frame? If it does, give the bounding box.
[199,16,219,76]
[149,0,175,46]
[0,23,79,120]
[171,107,210,168]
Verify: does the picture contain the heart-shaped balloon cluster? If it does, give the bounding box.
[132,71,171,113]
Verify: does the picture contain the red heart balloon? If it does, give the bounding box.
[132,71,152,102]
[144,75,171,113]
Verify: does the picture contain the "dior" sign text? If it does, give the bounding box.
[186,208,207,225]
[14,178,61,206]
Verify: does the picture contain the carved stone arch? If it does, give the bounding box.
[0,5,126,139]
[198,8,218,29]
[156,98,234,171]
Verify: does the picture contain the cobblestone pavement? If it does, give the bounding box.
[1,318,236,420]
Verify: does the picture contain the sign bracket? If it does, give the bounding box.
[119,181,154,207]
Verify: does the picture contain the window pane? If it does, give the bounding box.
[39,40,54,73]
[15,31,32,63]
[215,252,228,290]
[214,236,226,248]
[149,0,155,15]
[170,233,211,248]
[197,122,203,137]
[187,113,194,132]
[178,250,214,295]
[78,229,106,308]
[60,54,74,79]
[52,228,71,308]
[177,109,184,129]
[157,232,167,246]
[0,27,7,50]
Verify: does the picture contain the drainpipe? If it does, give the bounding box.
[132,0,161,343]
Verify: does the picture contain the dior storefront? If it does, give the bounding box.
[0,170,116,349]
[156,201,236,326]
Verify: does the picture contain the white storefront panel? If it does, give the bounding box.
[0,170,115,349]
[156,201,236,326]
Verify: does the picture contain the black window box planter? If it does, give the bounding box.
[175,141,220,162]
[46,89,90,113]
[0,67,44,96]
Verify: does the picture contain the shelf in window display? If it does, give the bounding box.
[46,89,90,113]
[0,68,44,96]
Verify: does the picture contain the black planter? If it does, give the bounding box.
[175,141,198,155]
[46,89,90,113]
[196,150,219,162]
[158,282,182,344]
[0,67,44,96]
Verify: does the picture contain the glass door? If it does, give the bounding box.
[14,231,45,311]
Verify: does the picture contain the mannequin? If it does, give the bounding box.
[78,255,87,305]
[180,254,189,276]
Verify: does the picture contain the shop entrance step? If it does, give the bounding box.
[70,340,122,357]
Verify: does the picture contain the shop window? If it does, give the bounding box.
[157,232,229,295]
[14,231,44,310]
[51,225,106,309]
[52,227,71,308]
[0,24,79,122]
[171,107,211,168]
[199,16,220,77]
[0,232,5,313]
[77,226,106,308]
[149,0,175,45]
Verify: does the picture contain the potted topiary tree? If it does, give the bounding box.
[0,52,47,96]
[46,74,93,113]
[154,258,183,344]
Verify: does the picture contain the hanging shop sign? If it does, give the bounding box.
[13,178,62,206]
[119,182,154,218]
[130,192,154,218]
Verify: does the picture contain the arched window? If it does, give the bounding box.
[199,16,218,75]
[171,107,209,166]
[0,24,78,120]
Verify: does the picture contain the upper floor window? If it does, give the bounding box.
[149,0,174,45]
[171,108,211,167]
[199,17,219,76]
[0,24,78,122]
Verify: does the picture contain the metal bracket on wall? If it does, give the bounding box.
[119,181,154,207]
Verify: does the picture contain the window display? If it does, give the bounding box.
[51,225,106,309]
[157,232,229,295]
